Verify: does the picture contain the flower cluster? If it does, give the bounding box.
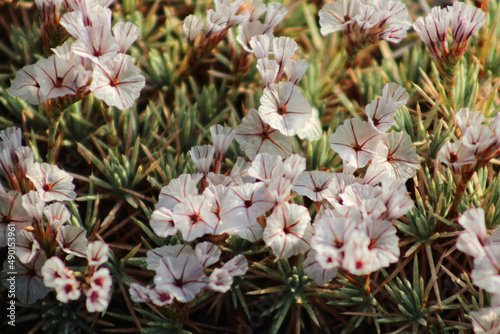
[438,108,500,196]
[414,2,486,86]
[0,127,113,313]
[9,0,145,111]
[318,0,411,66]
[292,83,418,283]
[329,82,419,183]
[130,244,248,305]
[235,33,321,160]
[455,208,500,334]
[305,178,413,283]
[42,241,112,312]
[182,0,287,75]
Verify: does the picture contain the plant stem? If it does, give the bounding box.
[47,119,60,164]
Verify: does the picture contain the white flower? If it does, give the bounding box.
[86,287,110,312]
[230,157,254,185]
[263,202,312,259]
[312,212,355,270]
[247,152,284,185]
[206,173,235,187]
[414,3,485,59]
[89,267,113,291]
[471,244,500,294]
[368,0,411,44]
[204,9,228,37]
[35,55,81,99]
[378,179,413,221]
[365,83,408,133]
[222,254,248,277]
[16,230,40,264]
[87,240,110,267]
[256,58,279,87]
[8,64,47,105]
[183,14,204,43]
[190,145,214,175]
[282,153,307,183]
[41,256,70,288]
[449,2,487,57]
[247,0,267,22]
[112,22,140,53]
[0,191,32,247]
[154,253,207,303]
[146,244,194,271]
[249,34,270,59]
[413,7,450,59]
[26,163,77,202]
[365,131,420,184]
[272,36,298,70]
[457,208,488,259]
[214,0,249,27]
[195,242,221,268]
[321,173,361,205]
[470,307,500,334]
[340,183,381,208]
[360,219,400,272]
[329,119,381,169]
[173,194,219,241]
[44,202,71,230]
[456,108,485,131]
[303,250,338,285]
[56,226,88,258]
[129,282,151,303]
[0,127,22,153]
[207,267,233,292]
[61,2,112,40]
[235,108,292,160]
[342,229,372,275]
[258,82,312,136]
[156,173,203,209]
[264,2,287,30]
[438,141,475,175]
[90,53,145,110]
[266,175,293,204]
[202,185,229,234]
[149,284,174,306]
[292,171,333,202]
[296,107,322,141]
[284,59,309,85]
[220,183,273,228]
[227,222,264,241]
[54,273,81,303]
[2,252,51,303]
[150,207,177,238]
[319,0,360,36]
[210,125,235,162]
[71,25,120,65]
[21,190,45,226]
[462,123,496,156]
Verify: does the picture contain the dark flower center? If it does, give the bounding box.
[244,200,252,208]
[55,76,64,87]
[278,105,287,115]
[352,143,362,152]
[449,153,458,164]
[190,214,200,224]
[43,183,53,192]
